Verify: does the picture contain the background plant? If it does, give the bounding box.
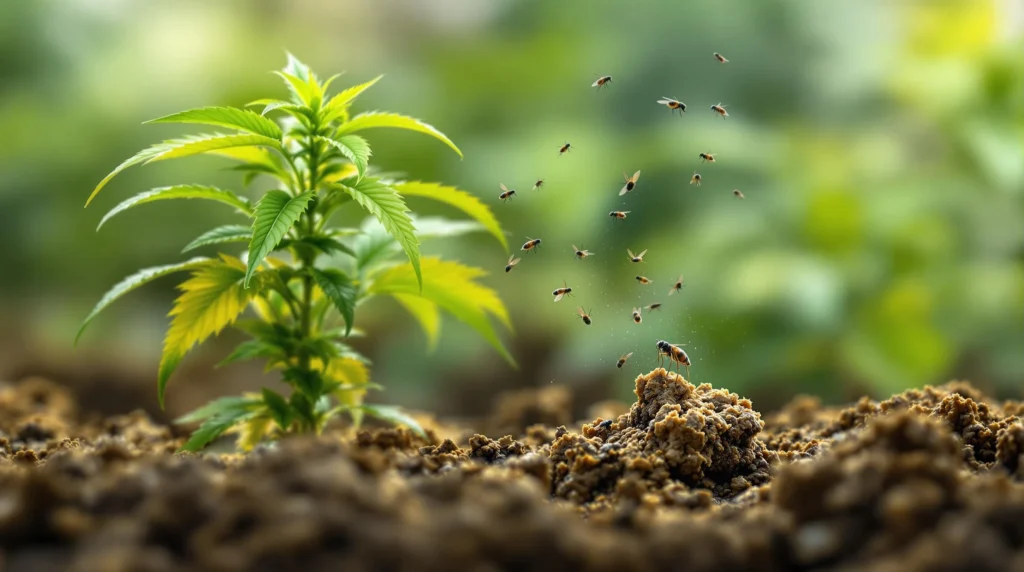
[77,55,512,451]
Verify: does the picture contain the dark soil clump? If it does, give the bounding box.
[3,369,1024,571]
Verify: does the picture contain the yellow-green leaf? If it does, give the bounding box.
[337,112,462,158]
[97,185,252,230]
[360,404,426,438]
[370,258,513,365]
[392,293,441,351]
[321,75,382,124]
[146,107,282,140]
[158,256,252,408]
[182,224,252,253]
[76,257,210,345]
[86,133,282,206]
[245,190,314,288]
[393,181,507,252]
[337,178,421,288]
[317,135,371,179]
[149,133,283,163]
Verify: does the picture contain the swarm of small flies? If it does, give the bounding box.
[498,52,742,377]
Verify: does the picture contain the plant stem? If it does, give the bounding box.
[293,128,322,430]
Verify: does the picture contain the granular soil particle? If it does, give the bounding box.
[3,369,1024,571]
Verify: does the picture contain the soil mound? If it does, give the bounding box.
[2,370,1024,571]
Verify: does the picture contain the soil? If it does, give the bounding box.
[3,371,1024,571]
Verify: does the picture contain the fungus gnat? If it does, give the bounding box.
[552,281,573,302]
[656,340,691,377]
[619,170,641,196]
[592,75,612,90]
[669,275,685,295]
[522,237,542,252]
[627,248,647,263]
[577,306,593,325]
[498,183,516,202]
[657,97,686,115]
[573,245,594,260]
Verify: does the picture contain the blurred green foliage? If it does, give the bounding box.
[0,0,1021,413]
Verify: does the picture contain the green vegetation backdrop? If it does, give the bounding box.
[0,0,1021,416]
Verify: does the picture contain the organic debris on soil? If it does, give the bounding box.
[4,371,1024,571]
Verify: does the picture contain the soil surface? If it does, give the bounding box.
[3,371,1024,571]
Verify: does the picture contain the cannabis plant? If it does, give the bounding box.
[78,55,512,451]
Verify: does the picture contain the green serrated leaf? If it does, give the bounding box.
[217,339,286,368]
[76,257,210,345]
[336,178,420,288]
[317,135,371,179]
[159,256,252,408]
[97,185,252,230]
[182,225,252,253]
[275,70,319,109]
[277,235,357,258]
[146,107,282,140]
[337,112,462,158]
[261,388,293,430]
[86,134,282,207]
[148,133,283,163]
[321,75,383,124]
[311,268,357,336]
[245,191,314,288]
[180,409,258,452]
[370,258,514,365]
[393,181,507,252]
[175,396,260,424]
[359,404,426,438]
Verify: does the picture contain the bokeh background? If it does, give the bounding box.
[1,0,1022,422]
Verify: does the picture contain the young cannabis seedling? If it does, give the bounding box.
[78,55,513,451]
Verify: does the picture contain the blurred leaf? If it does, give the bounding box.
[337,112,462,158]
[146,107,282,140]
[182,225,252,253]
[370,258,514,364]
[217,339,286,368]
[317,134,371,179]
[359,404,426,438]
[180,409,258,452]
[158,256,252,408]
[245,191,314,288]
[175,395,260,424]
[76,257,210,345]
[392,293,441,351]
[97,185,252,230]
[336,178,420,288]
[311,268,357,335]
[236,416,273,451]
[261,388,294,430]
[394,181,507,251]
